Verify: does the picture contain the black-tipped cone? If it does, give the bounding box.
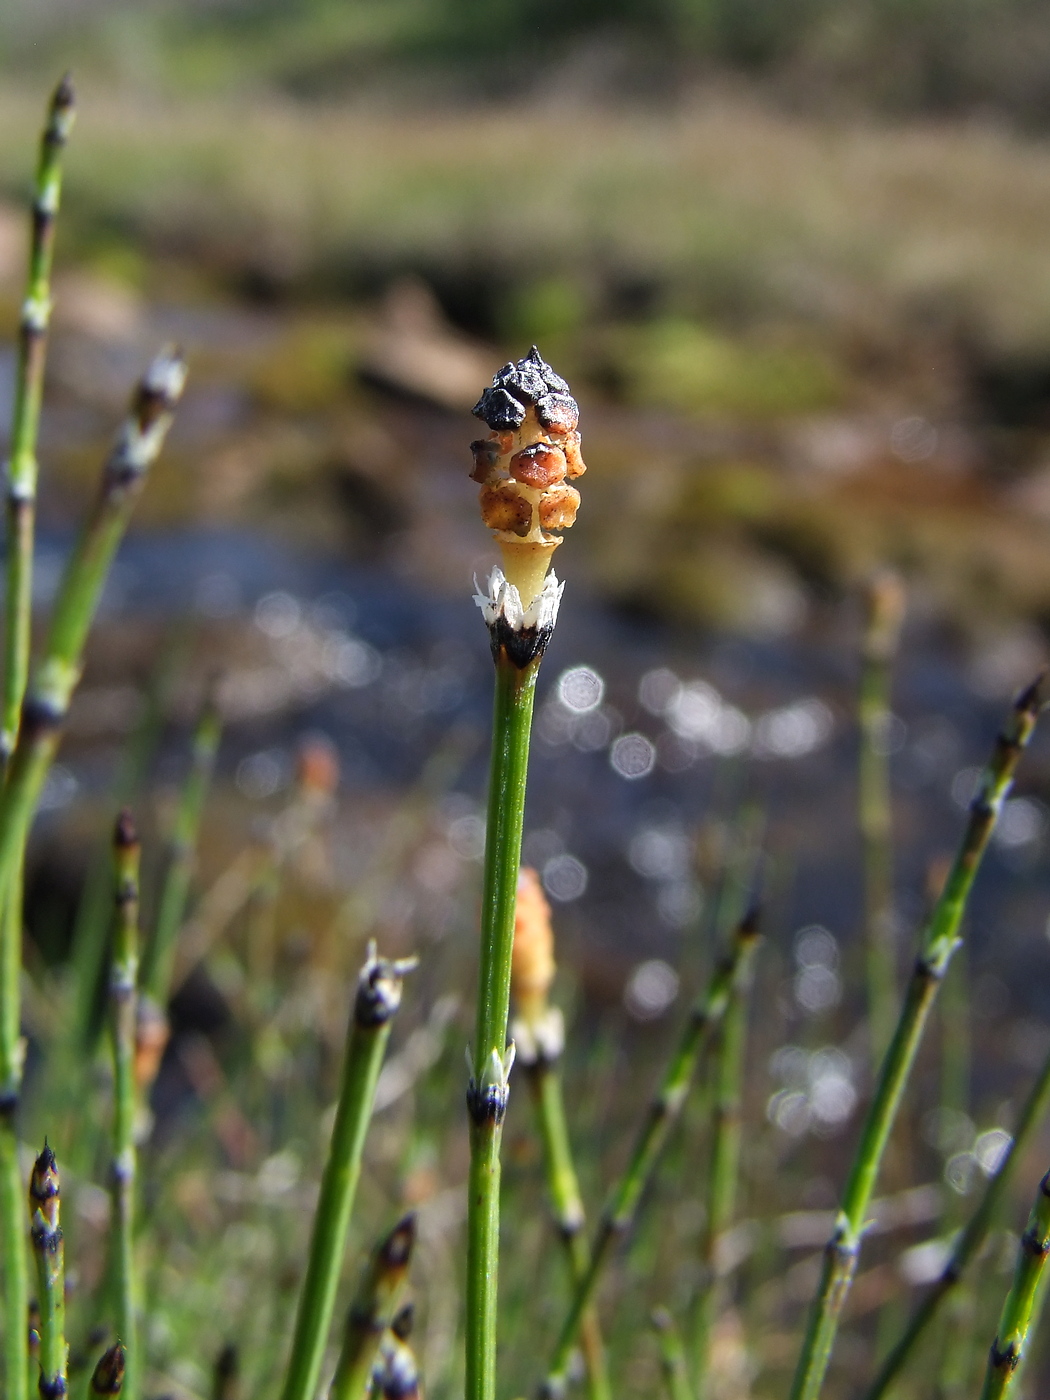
[90,1343,126,1398]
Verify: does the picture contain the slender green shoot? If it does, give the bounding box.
[542,911,761,1398]
[28,1144,65,1400]
[279,945,414,1400]
[692,905,759,1389]
[71,620,192,1047]
[651,1309,692,1400]
[109,812,141,1400]
[858,570,905,1067]
[89,1344,126,1400]
[467,647,542,1400]
[0,81,75,1400]
[2,74,75,763]
[525,1039,611,1400]
[330,1216,415,1400]
[789,676,1044,1400]
[142,688,223,1005]
[864,1037,1050,1400]
[0,350,186,913]
[978,1168,1050,1400]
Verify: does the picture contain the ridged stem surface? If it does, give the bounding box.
[789,679,1043,1400]
[466,652,538,1400]
[279,954,406,1400]
[0,353,184,917]
[0,83,74,1400]
[979,1169,1050,1400]
[864,1038,1050,1400]
[28,1147,65,1400]
[542,915,761,1398]
[528,1060,610,1400]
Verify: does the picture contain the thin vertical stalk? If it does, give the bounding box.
[330,1216,415,1400]
[692,919,758,1392]
[0,83,75,1400]
[542,912,761,1398]
[0,351,186,909]
[789,677,1044,1400]
[279,948,412,1400]
[28,1144,65,1400]
[109,812,140,1400]
[863,1037,1050,1400]
[71,620,191,1047]
[142,690,222,1005]
[526,1054,611,1400]
[858,571,905,1068]
[467,651,539,1400]
[2,74,75,762]
[978,1169,1050,1400]
[651,1309,692,1400]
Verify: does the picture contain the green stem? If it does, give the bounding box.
[651,1309,692,1400]
[979,1169,1050,1400]
[692,920,757,1392]
[0,84,75,1400]
[0,1112,29,1400]
[526,1053,611,1400]
[279,948,411,1400]
[863,1037,1050,1400]
[71,620,191,1048]
[109,813,140,1400]
[788,677,1044,1400]
[2,75,75,764]
[0,351,185,926]
[330,1216,415,1400]
[542,913,761,1399]
[467,650,540,1400]
[142,692,222,1005]
[858,572,904,1068]
[28,1144,65,1400]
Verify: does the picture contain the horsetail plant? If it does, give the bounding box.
[858,570,906,1066]
[542,909,761,1399]
[28,1143,65,1400]
[279,944,415,1400]
[510,868,609,1400]
[330,1215,416,1400]
[691,891,759,1390]
[978,1168,1050,1400]
[2,73,75,765]
[0,348,186,903]
[0,81,75,1400]
[789,675,1045,1400]
[864,1033,1050,1400]
[467,348,583,1400]
[109,811,141,1400]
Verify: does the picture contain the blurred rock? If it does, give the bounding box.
[359,277,496,412]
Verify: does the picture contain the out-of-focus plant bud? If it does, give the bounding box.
[511,867,556,1027]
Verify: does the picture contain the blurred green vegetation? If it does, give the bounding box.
[3,0,1050,127]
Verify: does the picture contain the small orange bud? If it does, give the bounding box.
[135,996,171,1096]
[511,867,556,1025]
